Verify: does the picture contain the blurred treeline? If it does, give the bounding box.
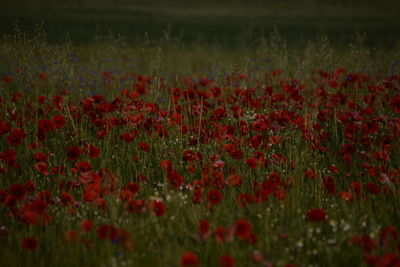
[0,0,399,47]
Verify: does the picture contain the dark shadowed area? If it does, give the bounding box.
[1,0,399,47]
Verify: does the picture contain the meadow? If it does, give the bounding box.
[1,1,400,266]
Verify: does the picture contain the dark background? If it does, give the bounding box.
[1,0,399,47]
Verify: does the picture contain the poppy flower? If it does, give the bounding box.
[120,190,133,202]
[168,172,184,188]
[350,181,362,195]
[210,86,221,98]
[126,182,140,194]
[0,120,10,135]
[60,192,74,206]
[379,226,398,249]
[37,190,52,202]
[252,251,265,263]
[97,224,117,241]
[138,142,150,152]
[38,119,55,133]
[214,226,233,243]
[306,208,327,222]
[183,150,196,162]
[2,75,12,84]
[35,162,49,175]
[220,255,235,267]
[33,152,48,162]
[22,237,39,251]
[208,189,223,206]
[199,220,210,238]
[349,235,377,253]
[88,145,100,158]
[365,182,380,195]
[180,251,199,267]
[234,218,253,240]
[237,193,252,208]
[75,161,92,173]
[7,128,26,146]
[339,191,354,202]
[149,200,167,217]
[322,176,336,195]
[227,174,243,186]
[64,230,79,242]
[21,210,39,225]
[24,180,36,193]
[121,132,134,143]
[80,220,93,233]
[245,158,258,169]
[67,146,82,161]
[9,183,26,200]
[212,107,227,121]
[192,188,203,204]
[53,115,67,128]
[390,96,400,114]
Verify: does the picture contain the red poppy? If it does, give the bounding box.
[65,230,79,242]
[67,146,82,161]
[38,119,55,133]
[390,96,400,114]
[9,183,26,200]
[210,86,221,98]
[252,251,265,263]
[125,182,140,194]
[212,107,227,121]
[237,193,252,208]
[53,115,67,128]
[192,188,203,204]
[25,180,36,193]
[60,192,74,206]
[138,142,150,152]
[149,200,167,217]
[380,226,398,248]
[7,128,26,146]
[80,220,93,233]
[89,145,100,158]
[227,174,243,186]
[349,235,377,253]
[168,172,184,188]
[0,120,10,135]
[35,162,49,175]
[234,218,253,240]
[350,181,362,195]
[220,255,235,267]
[2,75,12,84]
[97,224,117,241]
[22,237,39,251]
[245,158,258,169]
[75,161,93,173]
[365,182,380,195]
[37,190,52,203]
[214,226,233,243]
[208,189,223,206]
[183,150,196,162]
[339,191,354,202]
[322,176,336,195]
[180,251,200,267]
[33,152,48,162]
[306,208,327,222]
[120,190,133,202]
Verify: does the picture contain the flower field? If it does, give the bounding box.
[0,32,400,267]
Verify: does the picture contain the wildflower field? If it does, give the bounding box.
[0,25,400,267]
